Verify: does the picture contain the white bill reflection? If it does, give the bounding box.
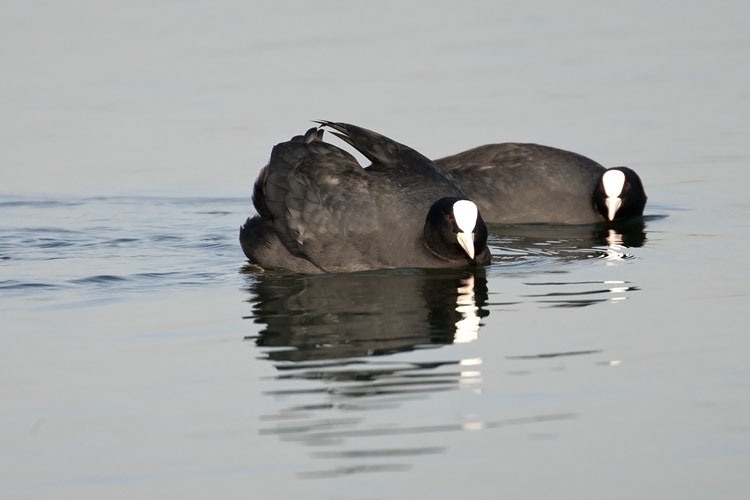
[454,275,481,344]
[605,280,629,302]
[459,359,483,393]
[605,229,627,262]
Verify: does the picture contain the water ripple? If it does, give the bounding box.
[523,280,639,307]
[0,280,61,291]
[0,194,247,300]
[69,275,130,285]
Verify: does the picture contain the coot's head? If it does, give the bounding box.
[593,167,647,221]
[424,198,489,264]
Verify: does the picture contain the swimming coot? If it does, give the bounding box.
[240,121,491,273]
[435,143,647,224]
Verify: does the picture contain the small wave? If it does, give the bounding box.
[0,199,82,209]
[16,227,80,235]
[0,280,61,291]
[37,239,76,249]
[195,210,233,216]
[507,349,603,360]
[69,275,129,285]
[103,238,140,246]
[133,272,181,280]
[150,234,183,242]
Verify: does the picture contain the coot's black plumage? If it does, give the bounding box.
[435,143,647,224]
[240,121,491,273]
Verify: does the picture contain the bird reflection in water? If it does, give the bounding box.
[244,268,489,363]
[488,216,647,264]
[490,218,649,307]
[595,217,647,262]
[242,268,492,477]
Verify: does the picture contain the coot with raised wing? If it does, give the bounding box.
[240,122,491,273]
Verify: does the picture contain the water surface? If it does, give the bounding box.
[3,1,750,499]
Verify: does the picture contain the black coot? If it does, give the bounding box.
[435,143,647,224]
[240,121,491,273]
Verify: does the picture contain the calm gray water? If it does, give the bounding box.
[3,1,750,499]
